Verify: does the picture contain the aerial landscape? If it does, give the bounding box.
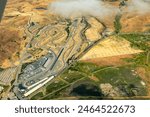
[0,0,150,100]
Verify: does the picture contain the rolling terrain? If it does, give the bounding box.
[0,0,150,100]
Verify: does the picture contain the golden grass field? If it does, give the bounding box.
[80,36,143,60]
[85,17,104,41]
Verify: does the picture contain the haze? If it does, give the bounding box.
[48,0,150,18]
[48,0,118,18]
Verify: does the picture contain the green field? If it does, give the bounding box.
[114,14,122,34]
[30,61,147,100]
[31,92,44,100]
[45,80,68,94]
[119,34,150,67]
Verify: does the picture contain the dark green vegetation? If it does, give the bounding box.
[94,66,147,96]
[10,79,15,85]
[95,67,139,85]
[34,34,40,39]
[21,62,33,71]
[118,33,150,97]
[114,14,122,34]
[119,34,150,67]
[120,34,150,51]
[0,68,3,72]
[30,62,147,100]
[70,82,103,98]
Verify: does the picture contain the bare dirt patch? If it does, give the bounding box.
[121,13,150,33]
[85,17,104,41]
[0,28,21,68]
[90,75,100,82]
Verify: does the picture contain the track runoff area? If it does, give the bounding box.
[0,100,149,117]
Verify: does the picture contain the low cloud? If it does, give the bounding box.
[48,0,119,18]
[126,0,150,14]
[48,0,150,18]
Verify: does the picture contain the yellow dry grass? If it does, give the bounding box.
[121,13,150,33]
[80,36,143,60]
[85,17,104,41]
[1,59,13,68]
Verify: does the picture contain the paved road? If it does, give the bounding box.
[13,16,111,98]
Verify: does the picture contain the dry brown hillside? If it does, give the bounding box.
[121,12,150,32]
[0,0,54,68]
[0,28,21,66]
[0,0,150,68]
